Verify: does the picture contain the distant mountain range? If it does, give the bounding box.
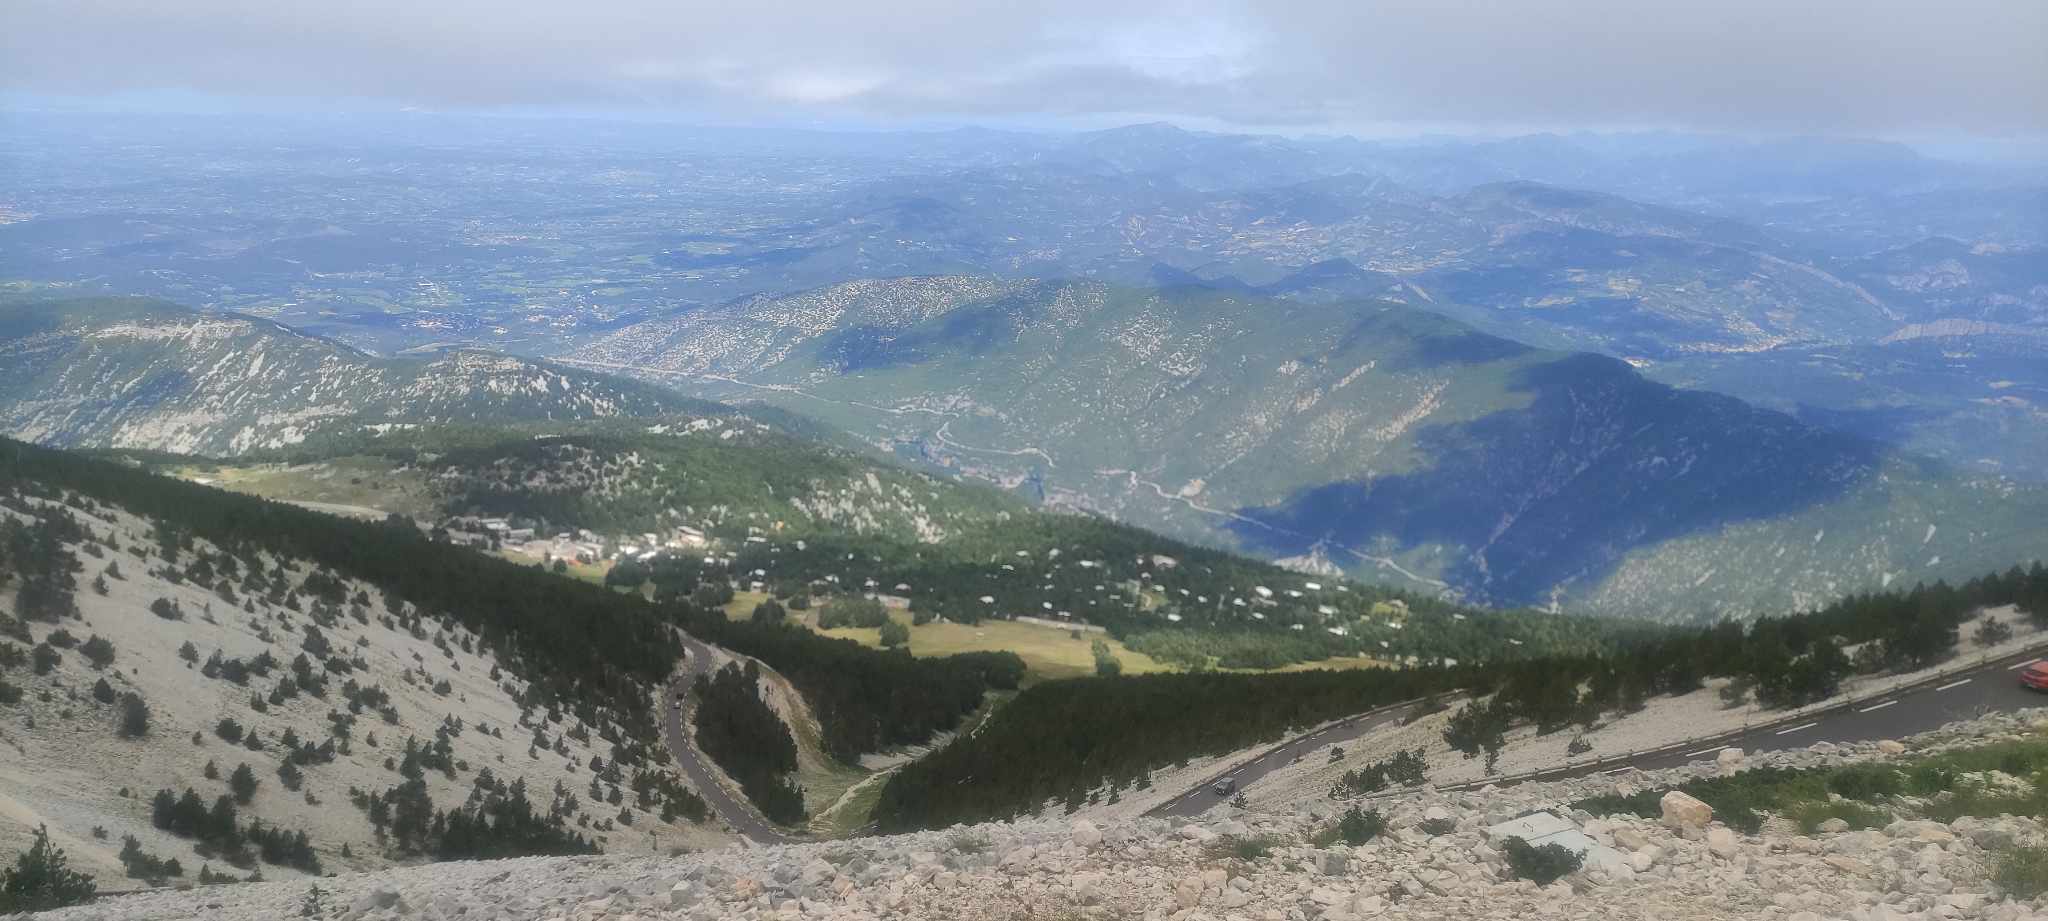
[569,276,2048,621]
[5,117,2041,480]
[0,297,713,455]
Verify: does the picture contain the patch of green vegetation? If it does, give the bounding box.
[1995,846,2048,899]
[1576,733,2048,834]
[1789,800,1893,834]
[1502,836,1582,885]
[1206,834,1284,861]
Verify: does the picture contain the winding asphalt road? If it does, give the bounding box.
[1149,696,1444,817]
[1152,643,2048,816]
[661,634,796,844]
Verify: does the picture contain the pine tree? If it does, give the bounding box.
[229,764,260,804]
[118,692,150,738]
[0,825,96,912]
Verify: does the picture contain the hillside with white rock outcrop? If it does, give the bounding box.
[0,297,713,456]
[37,709,2048,921]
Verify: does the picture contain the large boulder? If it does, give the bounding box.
[1659,791,1713,830]
[1070,819,1103,849]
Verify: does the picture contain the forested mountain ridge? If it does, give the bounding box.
[571,276,2048,621]
[0,297,715,456]
[154,426,1645,671]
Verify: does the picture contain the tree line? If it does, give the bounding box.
[873,562,2047,831]
[670,604,1025,762]
[0,436,681,766]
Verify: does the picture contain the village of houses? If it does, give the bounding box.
[429,512,1443,671]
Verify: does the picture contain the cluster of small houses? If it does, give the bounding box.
[440,515,713,566]
[432,517,1443,658]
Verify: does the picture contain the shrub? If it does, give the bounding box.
[91,678,117,704]
[118,692,150,738]
[878,620,910,649]
[1336,806,1385,845]
[1790,800,1892,834]
[0,825,96,912]
[80,635,117,670]
[817,597,889,630]
[1206,835,1280,861]
[1090,638,1121,677]
[1419,817,1458,836]
[216,718,245,743]
[748,599,787,626]
[1996,846,2048,899]
[1975,617,2016,648]
[1502,836,1582,885]
[1825,763,1904,801]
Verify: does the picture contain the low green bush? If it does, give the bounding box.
[1336,806,1386,845]
[1502,836,1582,885]
[1207,835,1282,861]
[1995,846,2048,900]
[1790,800,1892,834]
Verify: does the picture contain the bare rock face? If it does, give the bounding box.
[1659,790,1714,829]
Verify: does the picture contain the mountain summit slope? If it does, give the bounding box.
[571,277,2047,620]
[0,297,712,455]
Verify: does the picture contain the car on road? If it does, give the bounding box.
[1212,778,1236,796]
[2020,662,2048,691]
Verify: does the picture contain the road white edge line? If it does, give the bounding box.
[1934,678,1972,692]
[2007,659,2041,670]
[1858,700,1898,714]
[1774,721,1820,736]
[1683,745,1731,758]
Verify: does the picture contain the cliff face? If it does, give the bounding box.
[48,712,2037,921]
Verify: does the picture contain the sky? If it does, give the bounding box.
[3,0,2044,139]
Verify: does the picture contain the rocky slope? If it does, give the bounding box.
[46,711,2047,921]
[0,297,710,455]
[569,277,2048,621]
[0,484,732,886]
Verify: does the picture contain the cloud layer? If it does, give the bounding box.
[4,0,2043,135]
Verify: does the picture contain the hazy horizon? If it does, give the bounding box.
[3,0,2042,147]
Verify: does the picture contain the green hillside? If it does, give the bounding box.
[570,277,2048,621]
[153,425,1647,671]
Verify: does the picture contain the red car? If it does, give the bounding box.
[2019,662,2048,691]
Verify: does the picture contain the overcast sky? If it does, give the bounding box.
[3,0,2043,138]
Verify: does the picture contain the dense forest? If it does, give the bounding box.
[671,604,1025,761]
[690,662,805,825]
[874,562,2048,831]
[871,667,1468,831]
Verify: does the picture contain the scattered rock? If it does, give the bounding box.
[1706,827,1739,859]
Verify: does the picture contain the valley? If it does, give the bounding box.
[567,277,2048,621]
[1,113,2045,919]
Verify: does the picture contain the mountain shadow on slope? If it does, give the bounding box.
[1228,353,1881,606]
